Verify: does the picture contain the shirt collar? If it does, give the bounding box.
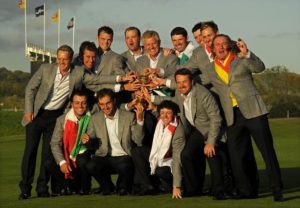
[105,109,119,120]
[180,86,194,99]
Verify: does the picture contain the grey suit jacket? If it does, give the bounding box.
[202,52,267,126]
[92,50,127,91]
[178,46,210,72]
[50,114,67,164]
[96,50,126,76]
[136,53,178,78]
[121,50,141,72]
[87,109,144,156]
[154,84,222,145]
[168,119,185,187]
[22,63,117,126]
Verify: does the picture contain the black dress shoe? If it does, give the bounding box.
[79,190,91,195]
[19,193,30,200]
[273,191,284,202]
[231,192,257,200]
[62,186,73,195]
[37,192,50,198]
[213,192,227,200]
[139,185,155,196]
[119,189,129,196]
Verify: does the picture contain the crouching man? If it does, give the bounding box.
[82,89,144,195]
[46,90,93,196]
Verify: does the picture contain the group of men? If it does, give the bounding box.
[18,21,284,202]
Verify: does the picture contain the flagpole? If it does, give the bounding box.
[24,0,27,52]
[43,3,46,61]
[72,16,75,50]
[58,9,60,48]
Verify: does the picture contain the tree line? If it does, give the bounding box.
[0,66,299,117]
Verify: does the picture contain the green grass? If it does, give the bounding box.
[0,117,299,208]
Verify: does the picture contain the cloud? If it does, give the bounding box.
[256,32,300,39]
[0,0,84,22]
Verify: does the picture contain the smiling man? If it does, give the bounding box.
[170,27,195,65]
[19,45,120,200]
[82,89,144,196]
[48,90,93,196]
[202,34,284,202]
[147,69,225,199]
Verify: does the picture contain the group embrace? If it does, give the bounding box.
[18,21,284,202]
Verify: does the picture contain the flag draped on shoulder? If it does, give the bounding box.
[35,5,44,17]
[67,17,74,29]
[18,0,26,10]
[51,10,59,22]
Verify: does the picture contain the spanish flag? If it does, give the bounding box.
[51,10,60,23]
[18,0,26,10]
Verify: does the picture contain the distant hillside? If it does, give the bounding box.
[0,67,30,110]
[0,67,30,97]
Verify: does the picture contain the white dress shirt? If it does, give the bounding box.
[43,68,70,110]
[181,88,194,126]
[105,110,128,156]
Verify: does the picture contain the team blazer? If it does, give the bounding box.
[121,50,142,72]
[165,119,185,188]
[154,84,222,145]
[202,52,268,126]
[22,63,117,126]
[96,49,126,76]
[87,109,144,157]
[136,53,178,78]
[177,46,210,72]
[50,114,67,164]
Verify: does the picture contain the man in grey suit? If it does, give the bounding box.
[146,69,226,199]
[46,90,93,195]
[131,100,185,199]
[136,30,178,79]
[121,26,144,72]
[19,45,122,200]
[95,26,126,77]
[82,89,144,195]
[203,34,284,201]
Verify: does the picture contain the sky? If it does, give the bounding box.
[0,0,299,73]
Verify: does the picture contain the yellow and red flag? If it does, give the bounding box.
[51,10,60,23]
[18,0,26,10]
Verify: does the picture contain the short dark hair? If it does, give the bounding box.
[70,90,88,102]
[200,21,219,33]
[157,100,180,116]
[96,88,115,102]
[57,44,74,59]
[174,68,193,81]
[124,26,141,38]
[170,27,188,38]
[192,22,203,33]
[97,26,114,37]
[78,41,97,61]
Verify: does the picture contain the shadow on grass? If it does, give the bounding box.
[204,167,300,201]
[258,167,300,201]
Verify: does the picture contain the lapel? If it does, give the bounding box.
[68,66,76,96]
[127,51,136,69]
[228,57,239,83]
[190,87,197,121]
[176,91,189,129]
[99,112,109,144]
[47,64,58,90]
[211,62,228,86]
[98,50,111,74]
[156,54,164,68]
[117,110,124,142]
